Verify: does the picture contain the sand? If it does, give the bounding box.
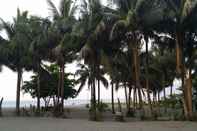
[0,117,197,131]
[0,108,197,131]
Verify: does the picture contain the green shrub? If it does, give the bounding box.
[97,102,109,112]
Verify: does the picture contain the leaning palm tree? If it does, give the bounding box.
[0,9,31,115]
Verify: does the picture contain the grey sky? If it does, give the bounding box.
[0,0,178,102]
[0,0,127,101]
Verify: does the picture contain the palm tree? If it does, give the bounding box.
[163,0,197,119]
[74,0,114,119]
[26,16,52,115]
[110,0,164,112]
[0,9,31,115]
[75,63,108,120]
[47,0,77,113]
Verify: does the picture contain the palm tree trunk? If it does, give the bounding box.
[128,84,132,110]
[36,70,41,115]
[61,64,65,113]
[145,37,152,115]
[97,79,100,105]
[176,30,190,119]
[138,88,143,109]
[170,84,173,98]
[146,80,152,115]
[132,41,142,109]
[16,69,22,116]
[111,82,115,114]
[187,68,193,119]
[163,87,166,101]
[92,79,96,120]
[158,91,160,102]
[57,67,61,106]
[124,82,129,112]
[133,88,137,110]
[175,31,183,75]
[0,98,3,116]
[162,76,167,113]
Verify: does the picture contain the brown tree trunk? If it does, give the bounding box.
[175,31,182,75]
[111,82,115,114]
[36,70,41,115]
[170,84,173,98]
[145,36,152,115]
[92,79,96,120]
[124,82,129,112]
[57,67,61,106]
[128,84,132,110]
[133,45,142,109]
[163,87,166,101]
[133,88,137,110]
[0,97,3,116]
[61,64,65,113]
[138,88,143,109]
[187,68,193,119]
[157,91,160,102]
[98,79,100,105]
[16,70,22,116]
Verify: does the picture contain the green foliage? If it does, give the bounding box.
[22,64,77,100]
[96,102,109,112]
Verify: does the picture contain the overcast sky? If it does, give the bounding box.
[0,0,127,102]
[0,0,178,103]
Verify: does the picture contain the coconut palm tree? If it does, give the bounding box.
[47,0,77,113]
[74,0,114,119]
[75,63,108,120]
[110,0,165,113]
[26,16,52,115]
[0,9,32,115]
[163,0,197,119]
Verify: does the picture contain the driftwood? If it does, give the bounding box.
[0,97,3,116]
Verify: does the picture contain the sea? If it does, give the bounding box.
[2,99,90,108]
[2,99,123,108]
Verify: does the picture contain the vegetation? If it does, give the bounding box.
[22,64,77,108]
[0,0,196,121]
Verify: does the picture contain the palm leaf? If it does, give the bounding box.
[46,0,60,19]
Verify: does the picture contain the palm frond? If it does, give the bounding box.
[99,75,109,89]
[110,20,128,40]
[46,0,60,19]
[0,18,15,39]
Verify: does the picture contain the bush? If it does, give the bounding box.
[97,102,109,112]
[88,101,109,121]
[126,108,135,117]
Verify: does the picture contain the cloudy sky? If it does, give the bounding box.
[0,0,178,103]
[0,0,127,102]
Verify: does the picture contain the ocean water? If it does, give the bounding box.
[2,99,124,108]
[2,99,90,108]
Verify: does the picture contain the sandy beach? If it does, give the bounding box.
[0,117,196,131]
[0,107,196,131]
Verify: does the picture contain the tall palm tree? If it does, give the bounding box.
[27,16,52,115]
[110,0,164,112]
[75,63,108,120]
[164,0,197,119]
[47,0,77,113]
[0,9,31,115]
[74,0,114,119]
